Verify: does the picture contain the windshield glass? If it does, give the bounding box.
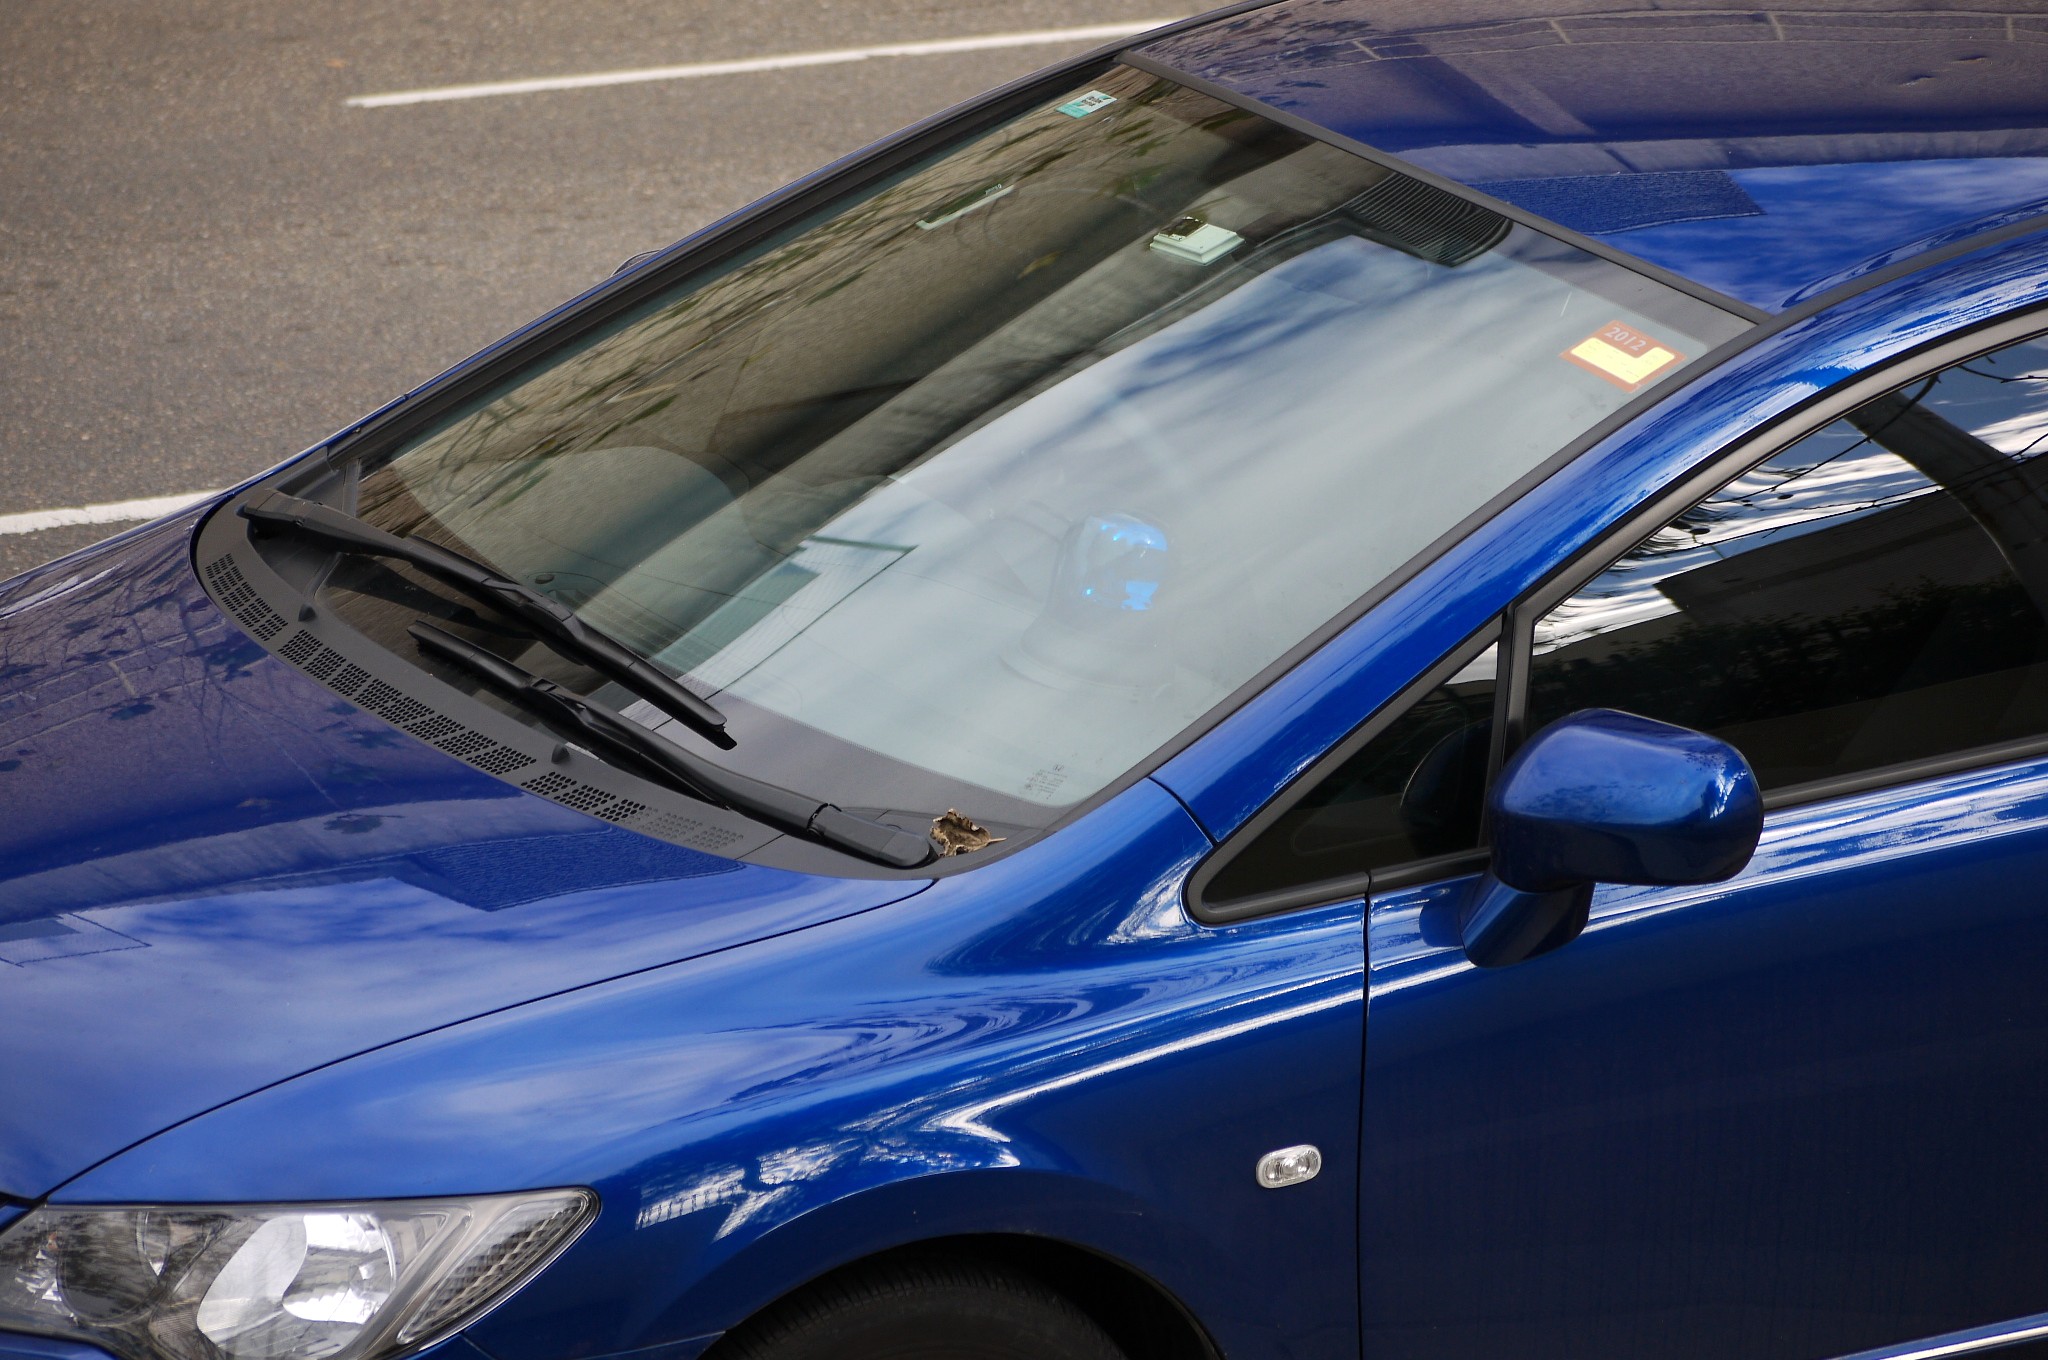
[340,65,1747,832]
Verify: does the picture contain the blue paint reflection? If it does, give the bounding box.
[54,782,1367,1360]
[1598,159,2048,310]
[0,517,927,1198]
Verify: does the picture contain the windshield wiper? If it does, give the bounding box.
[241,489,731,749]
[409,622,936,869]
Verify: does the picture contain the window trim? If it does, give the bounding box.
[1501,304,2048,811]
[1187,304,2048,925]
[1186,619,1501,924]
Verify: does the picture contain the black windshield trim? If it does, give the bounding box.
[1119,47,1770,325]
[191,507,817,869]
[410,623,936,868]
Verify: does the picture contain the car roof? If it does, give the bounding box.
[1138,0,2048,312]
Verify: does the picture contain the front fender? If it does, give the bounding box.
[54,780,1362,1360]
[623,1165,1207,1352]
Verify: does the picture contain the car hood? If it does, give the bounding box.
[0,512,929,1199]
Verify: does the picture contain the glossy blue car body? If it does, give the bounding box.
[5,5,2048,1360]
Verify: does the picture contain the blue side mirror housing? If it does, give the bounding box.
[1460,709,1763,968]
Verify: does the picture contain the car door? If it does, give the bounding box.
[1348,314,2048,1360]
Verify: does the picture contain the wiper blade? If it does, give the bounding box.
[409,622,936,869]
[241,489,731,749]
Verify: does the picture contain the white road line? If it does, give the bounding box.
[345,19,1186,108]
[0,491,224,537]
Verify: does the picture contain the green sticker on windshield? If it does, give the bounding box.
[1056,91,1117,118]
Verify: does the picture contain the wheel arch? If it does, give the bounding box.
[699,1231,1224,1360]
[606,1163,1234,1360]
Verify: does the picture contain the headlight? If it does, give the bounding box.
[0,1191,594,1360]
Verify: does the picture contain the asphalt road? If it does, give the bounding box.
[0,0,1182,579]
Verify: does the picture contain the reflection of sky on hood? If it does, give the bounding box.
[1599,159,2048,312]
[0,522,935,1197]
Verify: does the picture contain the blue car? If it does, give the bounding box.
[7,3,2048,1360]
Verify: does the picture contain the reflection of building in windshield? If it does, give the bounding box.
[358,65,1743,818]
[626,226,1726,807]
[1535,443,1941,654]
[1539,343,2048,658]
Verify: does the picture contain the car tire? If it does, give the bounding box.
[715,1256,1130,1360]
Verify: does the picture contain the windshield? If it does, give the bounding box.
[337,65,1747,833]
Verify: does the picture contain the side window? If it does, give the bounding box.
[1530,331,2048,795]
[1202,643,1497,906]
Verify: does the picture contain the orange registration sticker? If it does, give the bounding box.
[1563,320,1685,392]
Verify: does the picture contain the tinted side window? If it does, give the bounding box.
[1204,645,1496,905]
[1530,333,2048,793]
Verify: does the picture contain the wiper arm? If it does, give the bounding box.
[240,489,733,749]
[409,622,936,869]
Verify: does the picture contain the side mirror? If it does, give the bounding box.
[1460,709,1762,968]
